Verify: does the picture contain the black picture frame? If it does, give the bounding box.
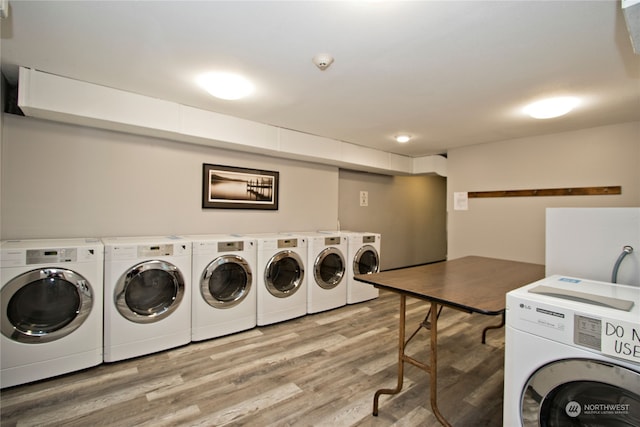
[202,164,279,210]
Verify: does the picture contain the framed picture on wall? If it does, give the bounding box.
[202,163,279,210]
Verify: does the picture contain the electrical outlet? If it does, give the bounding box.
[360,191,369,207]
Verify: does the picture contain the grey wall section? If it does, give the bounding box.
[447,121,640,265]
[338,169,447,270]
[1,114,339,239]
[1,114,449,270]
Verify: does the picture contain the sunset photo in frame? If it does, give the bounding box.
[202,164,279,210]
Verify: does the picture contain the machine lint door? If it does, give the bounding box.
[264,250,305,298]
[521,358,640,426]
[115,260,185,323]
[353,243,380,275]
[1,266,93,343]
[314,246,345,290]
[201,252,252,309]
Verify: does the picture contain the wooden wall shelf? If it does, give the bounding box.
[468,186,621,198]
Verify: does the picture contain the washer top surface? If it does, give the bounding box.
[336,230,380,236]
[101,235,188,246]
[508,275,640,366]
[185,234,253,243]
[508,275,640,321]
[1,237,102,251]
[291,231,338,237]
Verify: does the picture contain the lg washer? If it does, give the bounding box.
[102,236,191,362]
[504,275,640,426]
[187,234,257,341]
[1,238,103,388]
[248,233,307,326]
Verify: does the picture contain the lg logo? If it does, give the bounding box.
[565,401,581,418]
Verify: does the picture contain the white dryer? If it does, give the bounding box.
[505,275,640,426]
[341,231,381,304]
[187,234,257,341]
[298,232,347,314]
[1,238,103,388]
[102,236,191,362]
[250,233,307,326]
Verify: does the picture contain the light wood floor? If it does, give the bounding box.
[0,290,505,426]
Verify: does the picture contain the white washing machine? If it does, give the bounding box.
[1,238,103,388]
[298,232,347,314]
[102,236,191,362]
[249,233,307,326]
[187,234,257,341]
[505,275,640,426]
[341,231,381,304]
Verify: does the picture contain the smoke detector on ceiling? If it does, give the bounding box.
[312,53,334,71]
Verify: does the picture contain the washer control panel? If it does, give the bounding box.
[26,248,78,264]
[574,314,602,351]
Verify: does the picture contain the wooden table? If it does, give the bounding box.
[354,256,545,426]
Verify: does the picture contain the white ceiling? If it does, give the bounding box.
[1,1,639,158]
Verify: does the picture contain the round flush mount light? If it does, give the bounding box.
[523,96,580,119]
[395,135,411,143]
[196,72,254,100]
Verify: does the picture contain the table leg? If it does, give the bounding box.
[373,294,406,416]
[429,301,451,427]
[481,311,505,344]
[372,298,452,426]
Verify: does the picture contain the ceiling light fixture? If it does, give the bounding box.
[196,72,254,100]
[523,96,580,119]
[395,135,411,143]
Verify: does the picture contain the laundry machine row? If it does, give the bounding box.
[1,231,380,387]
[0,234,247,387]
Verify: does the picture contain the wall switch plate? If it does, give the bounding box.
[360,191,368,207]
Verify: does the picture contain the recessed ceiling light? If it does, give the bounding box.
[395,135,411,143]
[196,72,254,100]
[523,96,580,119]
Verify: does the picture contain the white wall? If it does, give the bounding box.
[447,121,640,264]
[1,115,339,239]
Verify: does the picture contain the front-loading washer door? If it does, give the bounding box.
[1,268,93,343]
[522,358,640,426]
[201,255,252,309]
[115,260,185,323]
[264,250,304,298]
[314,247,345,290]
[353,245,380,275]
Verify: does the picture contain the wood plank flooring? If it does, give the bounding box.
[0,290,505,426]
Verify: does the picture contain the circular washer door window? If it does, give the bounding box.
[115,260,185,323]
[521,358,640,426]
[314,247,345,290]
[264,250,305,298]
[1,268,93,343]
[354,245,380,275]
[201,255,252,309]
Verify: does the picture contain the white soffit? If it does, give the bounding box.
[17,68,445,176]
